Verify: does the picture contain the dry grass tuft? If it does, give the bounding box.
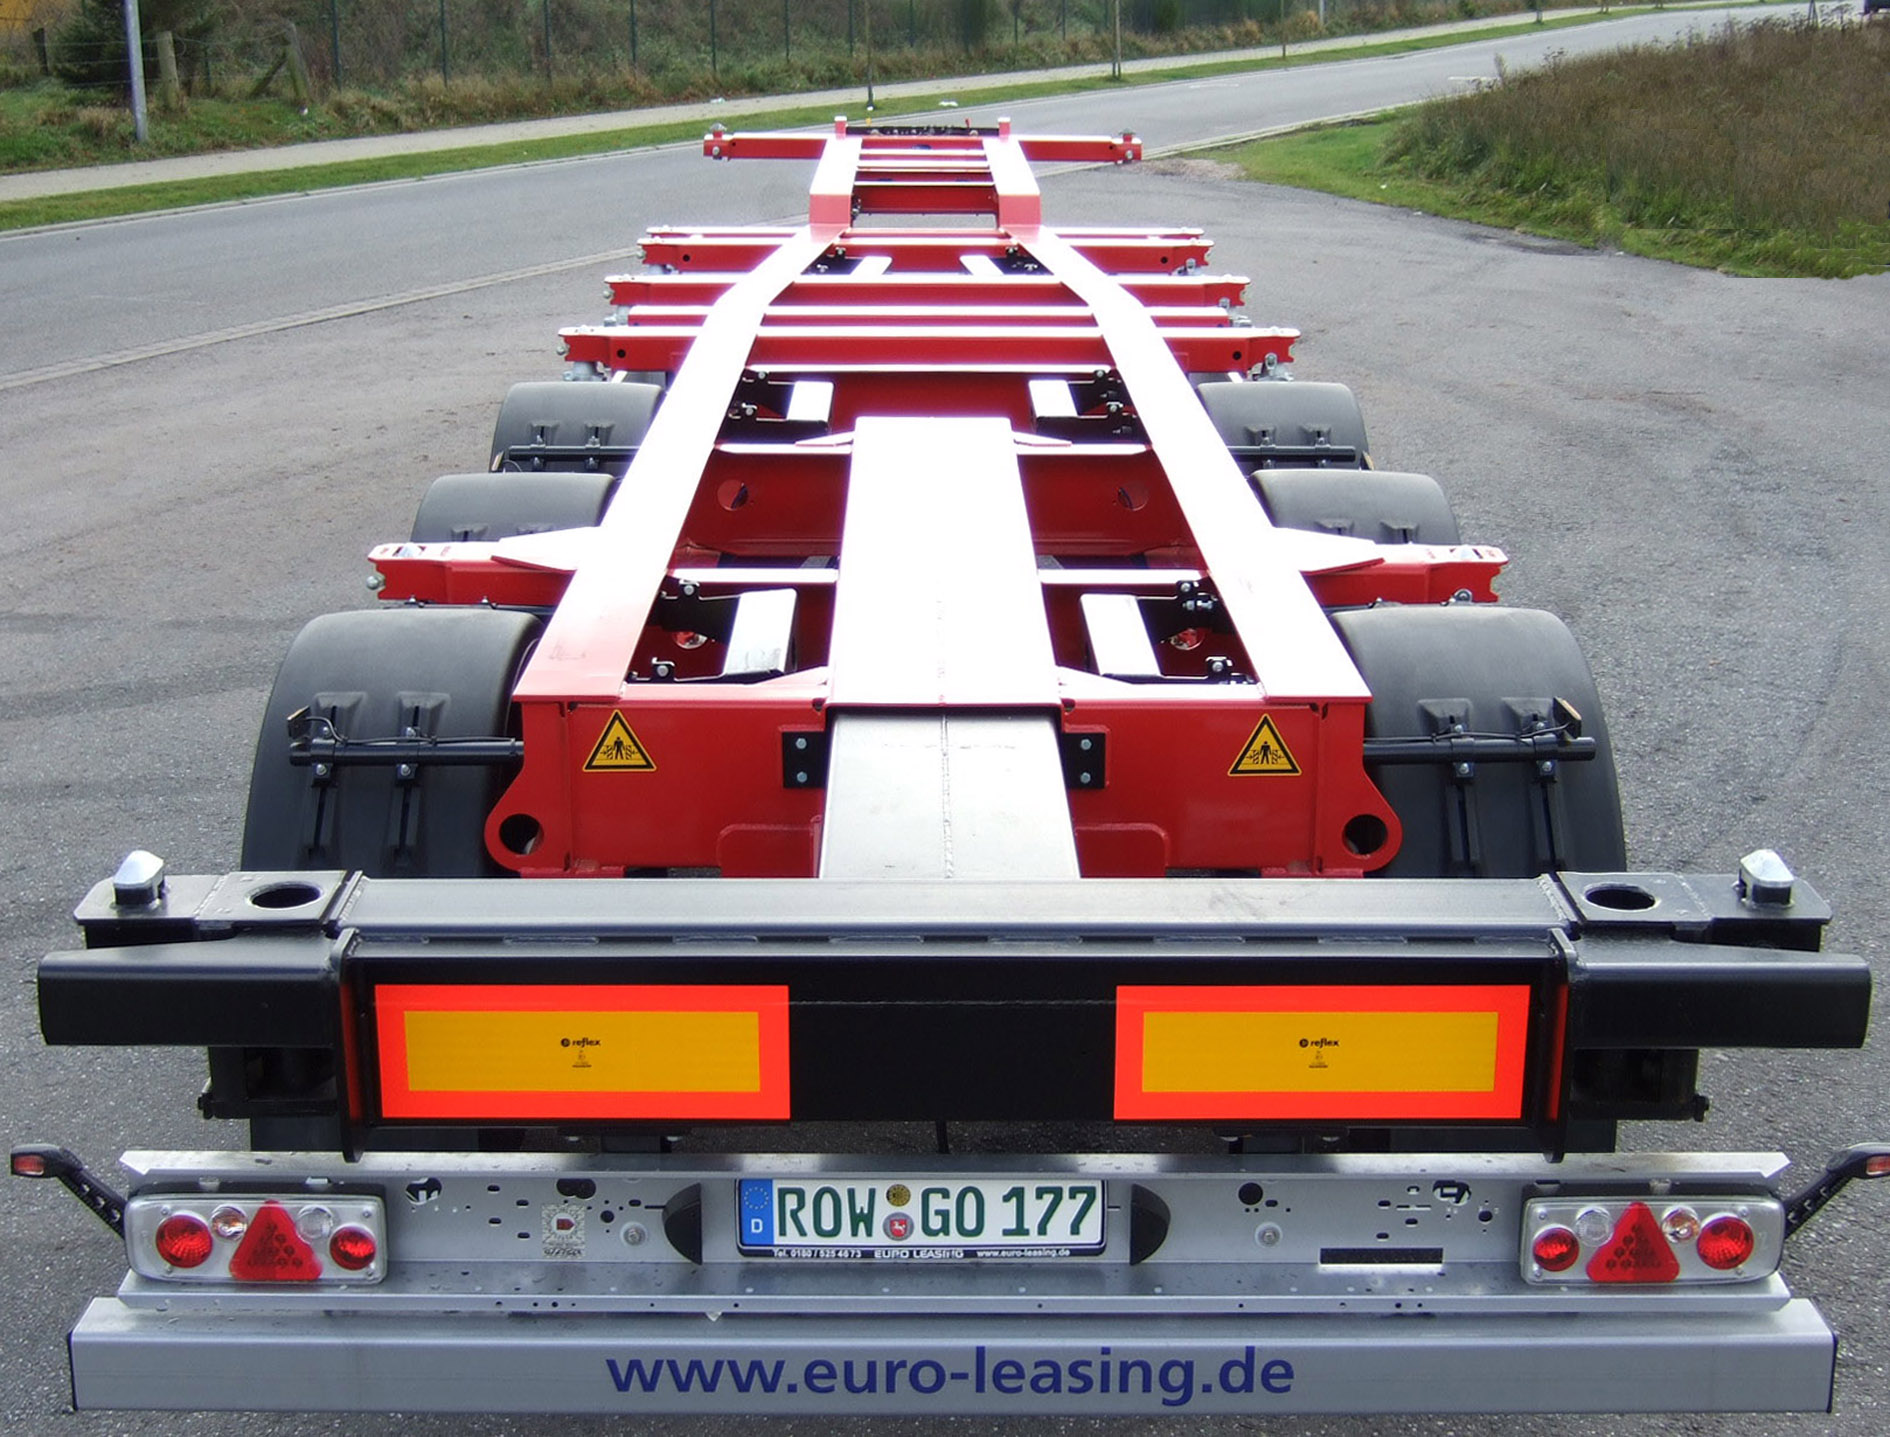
[1384,18,1890,275]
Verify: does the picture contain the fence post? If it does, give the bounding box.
[630,0,638,70]
[284,22,312,112]
[1112,0,1121,80]
[784,0,791,60]
[439,0,449,83]
[154,30,181,107]
[328,0,341,86]
[32,25,51,75]
[864,0,875,109]
[710,0,719,80]
[543,0,554,79]
[121,0,149,142]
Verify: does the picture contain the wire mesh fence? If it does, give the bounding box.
[10,0,1522,101]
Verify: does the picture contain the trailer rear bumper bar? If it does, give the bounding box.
[68,1299,1835,1414]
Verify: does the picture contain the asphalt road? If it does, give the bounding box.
[4,9,1888,1434]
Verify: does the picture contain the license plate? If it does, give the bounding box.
[737,1178,1105,1258]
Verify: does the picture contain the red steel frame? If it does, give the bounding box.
[369,118,1507,879]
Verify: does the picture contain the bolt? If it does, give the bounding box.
[314,763,333,780]
[1255,1223,1283,1248]
[396,764,417,781]
[1453,762,1472,778]
[1079,738,1093,751]
[795,771,809,784]
[1079,772,1092,785]
[794,737,808,751]
[622,1223,648,1247]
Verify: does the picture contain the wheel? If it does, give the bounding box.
[241,606,542,877]
[410,471,617,542]
[490,380,662,472]
[1255,468,1461,544]
[1332,605,1626,878]
[1196,379,1370,468]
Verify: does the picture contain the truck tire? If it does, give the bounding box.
[1196,379,1370,468]
[1333,605,1626,878]
[490,380,662,472]
[409,471,617,542]
[241,606,542,877]
[1255,468,1461,545]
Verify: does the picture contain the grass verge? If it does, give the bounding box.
[1215,18,1890,279]
[0,10,1629,232]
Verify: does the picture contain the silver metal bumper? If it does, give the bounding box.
[70,1299,1835,1414]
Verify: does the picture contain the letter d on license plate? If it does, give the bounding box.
[738,1178,1105,1257]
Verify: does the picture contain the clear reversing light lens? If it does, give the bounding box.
[1573,1206,1612,1244]
[296,1204,335,1241]
[209,1205,249,1241]
[1531,1226,1581,1272]
[1696,1214,1756,1270]
[155,1213,214,1269]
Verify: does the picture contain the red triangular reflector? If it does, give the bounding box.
[1584,1201,1680,1283]
[229,1201,323,1282]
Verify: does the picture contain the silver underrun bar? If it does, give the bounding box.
[69,1302,1835,1414]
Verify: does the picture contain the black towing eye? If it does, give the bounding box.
[12,1140,1890,1248]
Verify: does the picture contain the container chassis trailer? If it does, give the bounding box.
[14,120,1886,1417]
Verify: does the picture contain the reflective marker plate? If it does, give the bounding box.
[737,1178,1105,1259]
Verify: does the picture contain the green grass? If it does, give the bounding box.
[0,8,1639,232]
[1218,18,1890,278]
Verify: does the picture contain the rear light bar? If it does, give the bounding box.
[1523,1195,1782,1285]
[126,1194,386,1284]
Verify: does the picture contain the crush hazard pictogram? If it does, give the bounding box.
[584,713,656,771]
[1229,715,1301,776]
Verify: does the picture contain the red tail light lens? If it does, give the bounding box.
[1530,1226,1581,1273]
[329,1225,379,1272]
[1696,1214,1756,1270]
[154,1213,214,1269]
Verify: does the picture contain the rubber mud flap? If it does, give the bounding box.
[1334,604,1626,878]
[241,606,541,877]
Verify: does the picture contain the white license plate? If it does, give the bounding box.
[737,1178,1105,1258]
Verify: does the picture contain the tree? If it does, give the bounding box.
[54,0,222,91]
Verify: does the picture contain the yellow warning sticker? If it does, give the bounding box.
[584,713,656,772]
[1230,715,1300,776]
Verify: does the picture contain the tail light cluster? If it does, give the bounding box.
[127,1193,386,1284]
[1523,1195,1781,1285]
